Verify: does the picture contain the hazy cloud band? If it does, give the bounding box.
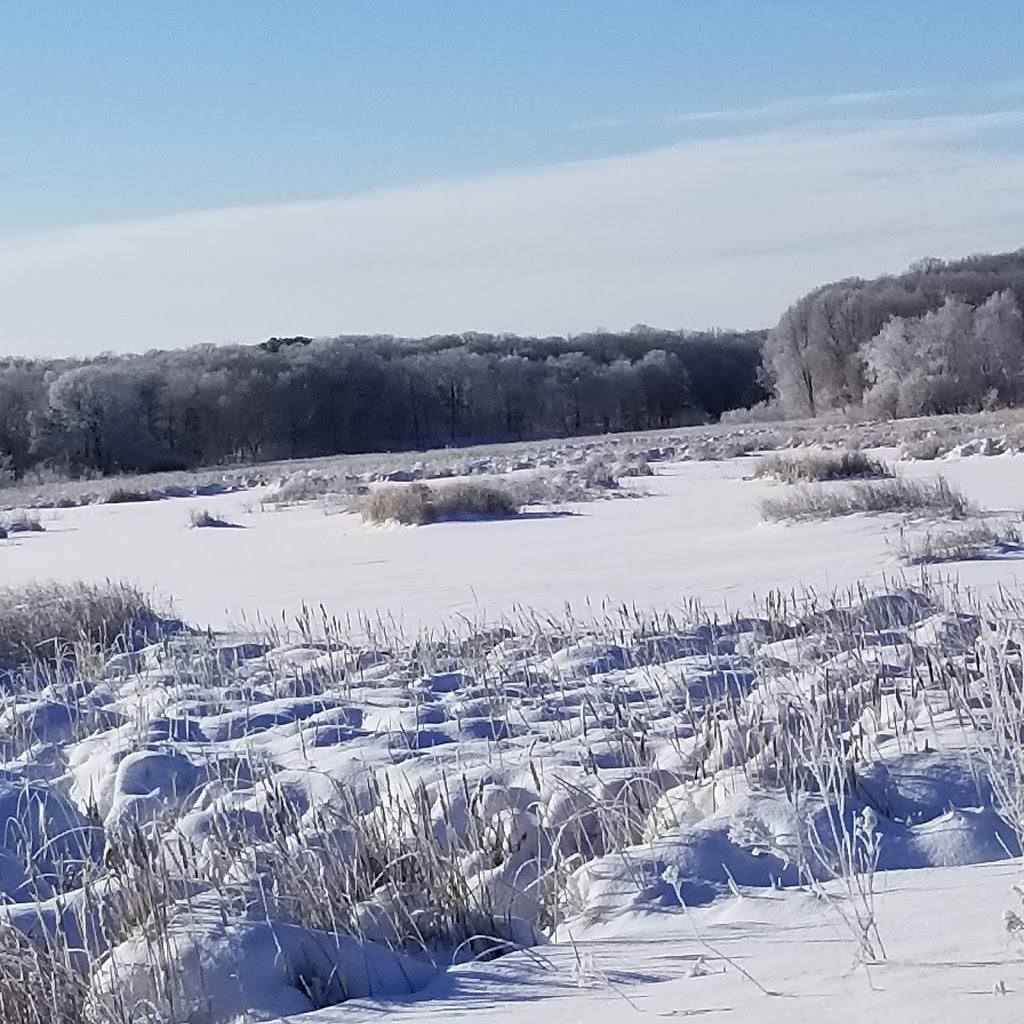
[2,111,1023,356]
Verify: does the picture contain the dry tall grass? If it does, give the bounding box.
[761,476,973,522]
[188,508,239,529]
[0,581,158,667]
[363,481,520,525]
[754,450,892,484]
[1,579,1022,1019]
[898,520,1021,564]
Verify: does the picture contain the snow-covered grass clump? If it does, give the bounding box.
[188,508,241,529]
[754,450,892,484]
[0,580,157,669]
[1,580,1022,1020]
[898,520,1023,564]
[1,512,44,535]
[761,476,973,522]
[364,481,521,525]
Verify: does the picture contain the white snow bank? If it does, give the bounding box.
[89,894,436,1023]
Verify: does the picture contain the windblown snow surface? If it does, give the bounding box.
[3,448,1024,1022]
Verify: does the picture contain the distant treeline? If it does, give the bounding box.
[0,329,765,478]
[7,246,1024,481]
[765,248,1024,418]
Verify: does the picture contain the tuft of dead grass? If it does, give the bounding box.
[754,450,892,484]
[188,508,240,529]
[0,580,159,667]
[362,481,520,525]
[0,923,87,1024]
[761,476,973,522]
[898,520,1022,564]
[2,512,45,534]
[103,487,158,505]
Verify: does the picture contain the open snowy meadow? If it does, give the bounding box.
[4,432,1024,1023]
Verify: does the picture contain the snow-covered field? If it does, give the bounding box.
[3,448,1024,630]
[3,443,1024,1022]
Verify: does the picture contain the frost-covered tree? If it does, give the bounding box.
[765,298,819,416]
[973,289,1024,405]
[764,247,1024,416]
[862,295,1020,417]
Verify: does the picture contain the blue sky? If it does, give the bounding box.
[3,2,1024,353]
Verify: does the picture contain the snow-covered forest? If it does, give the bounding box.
[0,331,764,478]
[765,248,1024,417]
[6,249,1024,482]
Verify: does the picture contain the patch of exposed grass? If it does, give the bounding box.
[754,450,892,484]
[898,520,1022,564]
[363,481,520,525]
[0,922,87,1024]
[0,580,158,667]
[2,512,45,534]
[104,486,158,505]
[188,508,241,529]
[761,476,973,523]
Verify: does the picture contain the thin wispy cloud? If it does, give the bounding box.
[574,87,935,132]
[2,109,1023,356]
[664,87,935,125]
[574,80,1024,134]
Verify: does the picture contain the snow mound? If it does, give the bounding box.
[0,584,1020,1017]
[89,894,436,1023]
